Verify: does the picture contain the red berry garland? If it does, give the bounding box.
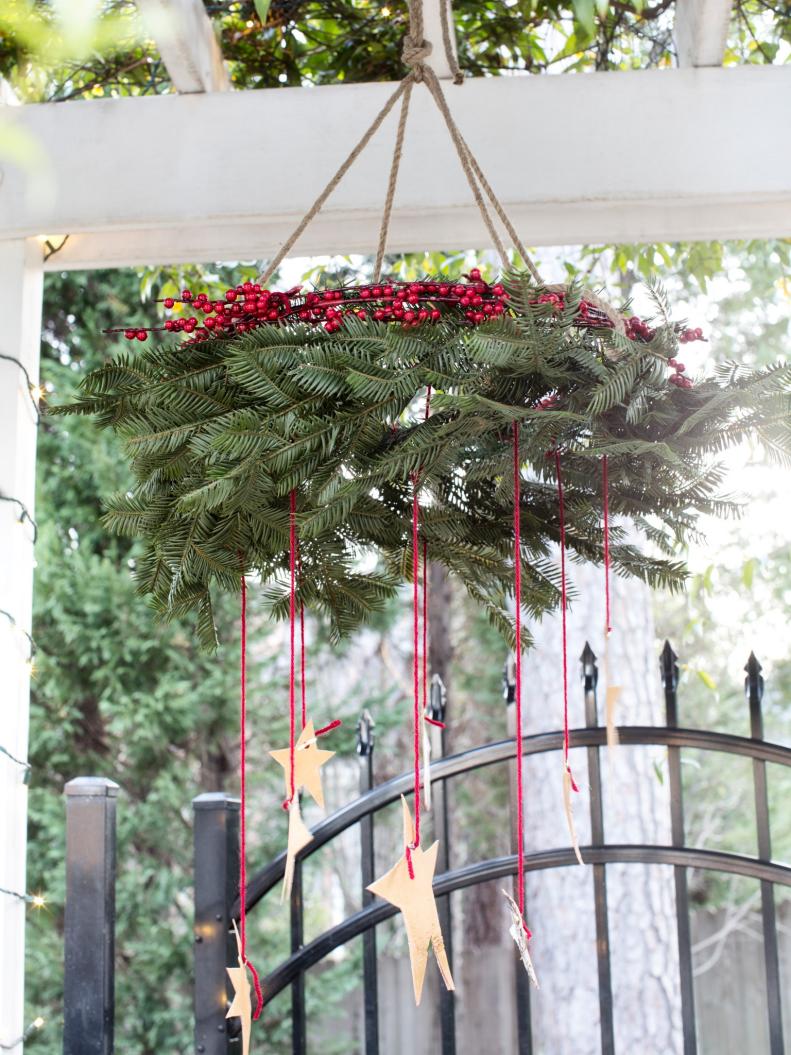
[107,272,706,388]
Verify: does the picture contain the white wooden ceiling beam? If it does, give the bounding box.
[135,0,229,92]
[0,65,788,269]
[674,0,734,67]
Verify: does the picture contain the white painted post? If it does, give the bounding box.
[422,0,459,80]
[674,0,734,66]
[0,238,44,1052]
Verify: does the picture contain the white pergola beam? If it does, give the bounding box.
[0,238,43,1053]
[135,0,229,92]
[675,0,734,66]
[0,65,789,270]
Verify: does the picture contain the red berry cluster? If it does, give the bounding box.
[625,315,655,341]
[679,327,704,344]
[667,358,692,389]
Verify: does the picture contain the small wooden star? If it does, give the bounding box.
[282,796,313,902]
[502,889,539,988]
[367,796,454,1005]
[270,719,335,809]
[226,921,252,1055]
[605,684,623,748]
[563,764,584,866]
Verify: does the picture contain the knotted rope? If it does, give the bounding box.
[259,0,544,287]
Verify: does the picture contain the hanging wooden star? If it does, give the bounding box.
[502,889,539,988]
[282,796,313,903]
[367,796,454,1005]
[605,684,623,749]
[269,719,335,809]
[562,765,584,866]
[422,715,433,811]
[226,921,252,1055]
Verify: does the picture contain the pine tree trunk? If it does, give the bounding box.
[522,565,683,1053]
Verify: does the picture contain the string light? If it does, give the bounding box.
[0,352,43,422]
[0,1015,47,1049]
[0,886,47,908]
[0,494,38,544]
[0,743,31,783]
[0,609,36,663]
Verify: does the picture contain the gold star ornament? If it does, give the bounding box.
[502,889,539,988]
[226,921,252,1055]
[282,796,313,902]
[367,797,455,1005]
[270,719,335,809]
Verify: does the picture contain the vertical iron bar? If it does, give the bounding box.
[746,653,784,1055]
[357,712,379,1055]
[192,792,239,1055]
[504,656,533,1055]
[63,776,118,1055]
[661,641,697,1055]
[291,855,306,1055]
[429,675,457,1055]
[581,644,615,1055]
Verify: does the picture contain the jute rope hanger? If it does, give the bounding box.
[258,0,544,287]
[257,0,626,337]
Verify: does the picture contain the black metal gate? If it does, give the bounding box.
[189,642,790,1055]
[60,642,791,1054]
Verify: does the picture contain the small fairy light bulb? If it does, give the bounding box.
[31,893,46,909]
[381,4,391,13]
[33,1017,45,1030]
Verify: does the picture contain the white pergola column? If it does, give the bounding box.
[0,238,44,1052]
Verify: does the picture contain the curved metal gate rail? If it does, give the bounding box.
[190,643,789,1055]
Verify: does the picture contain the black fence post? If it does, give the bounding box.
[580,644,614,1055]
[193,792,240,1055]
[63,776,119,1055]
[357,710,379,1055]
[428,675,457,1055]
[661,641,697,1055]
[746,653,785,1055]
[504,656,532,1055]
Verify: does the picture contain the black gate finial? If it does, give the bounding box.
[357,709,376,757]
[745,652,764,704]
[580,642,598,692]
[660,640,679,691]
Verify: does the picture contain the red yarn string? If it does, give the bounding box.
[421,386,431,728]
[602,455,612,636]
[554,450,577,791]
[424,716,445,729]
[300,600,306,729]
[248,960,264,1020]
[410,472,421,858]
[405,844,415,880]
[288,491,297,804]
[406,386,432,863]
[239,574,263,1018]
[422,539,428,720]
[240,575,249,952]
[314,719,342,737]
[512,424,527,922]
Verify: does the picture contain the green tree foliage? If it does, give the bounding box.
[0,0,787,103]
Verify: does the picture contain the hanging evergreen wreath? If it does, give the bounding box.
[54,270,791,650]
